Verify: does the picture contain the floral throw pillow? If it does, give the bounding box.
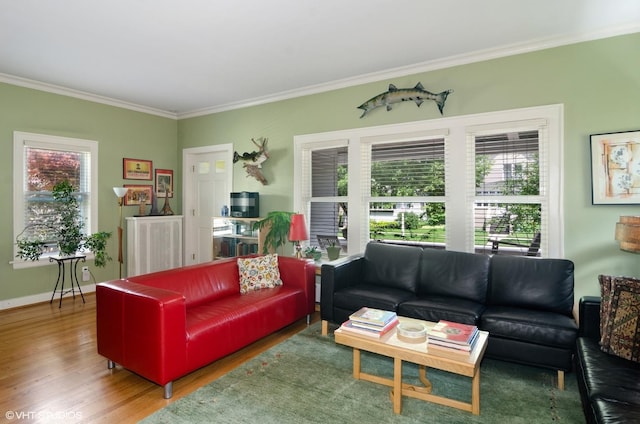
[598,275,640,363]
[237,254,283,294]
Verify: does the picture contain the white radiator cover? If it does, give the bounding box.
[126,216,183,277]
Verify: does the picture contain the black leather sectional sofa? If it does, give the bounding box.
[575,296,640,423]
[320,241,578,388]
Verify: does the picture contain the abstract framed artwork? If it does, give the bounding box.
[591,130,640,204]
[123,158,152,180]
[155,168,173,198]
[123,184,153,206]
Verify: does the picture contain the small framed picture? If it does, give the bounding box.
[591,130,640,204]
[123,158,153,180]
[123,184,153,206]
[155,168,173,198]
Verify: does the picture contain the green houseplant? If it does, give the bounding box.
[253,211,294,255]
[304,246,322,261]
[326,239,342,261]
[16,180,112,267]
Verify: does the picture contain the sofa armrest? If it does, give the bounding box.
[578,296,601,340]
[320,254,364,322]
[96,280,188,385]
[277,256,316,315]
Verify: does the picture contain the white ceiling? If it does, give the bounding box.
[2,0,640,118]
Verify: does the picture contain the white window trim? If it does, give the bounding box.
[12,131,99,269]
[293,104,564,258]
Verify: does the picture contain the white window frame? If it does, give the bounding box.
[12,131,99,269]
[293,104,564,258]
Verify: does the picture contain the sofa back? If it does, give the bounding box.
[128,258,240,307]
[417,248,490,303]
[362,242,421,292]
[488,255,575,315]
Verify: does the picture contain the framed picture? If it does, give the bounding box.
[123,184,153,206]
[155,168,173,198]
[123,158,152,180]
[591,130,640,204]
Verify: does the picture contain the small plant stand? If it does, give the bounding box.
[49,254,86,308]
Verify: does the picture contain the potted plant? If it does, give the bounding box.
[253,211,294,255]
[304,246,322,261]
[326,240,342,261]
[16,180,112,267]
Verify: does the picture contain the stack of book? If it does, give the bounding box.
[339,307,399,339]
[427,320,479,358]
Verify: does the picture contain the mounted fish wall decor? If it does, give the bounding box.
[233,137,270,185]
[357,82,453,118]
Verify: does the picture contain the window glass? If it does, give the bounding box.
[474,131,541,255]
[309,147,347,246]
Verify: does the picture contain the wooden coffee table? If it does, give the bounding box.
[334,317,488,415]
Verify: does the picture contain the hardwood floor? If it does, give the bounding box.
[0,293,319,423]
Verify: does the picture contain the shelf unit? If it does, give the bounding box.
[212,216,264,260]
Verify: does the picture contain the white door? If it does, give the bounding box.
[183,144,233,265]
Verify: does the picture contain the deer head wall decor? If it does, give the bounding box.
[233,137,270,185]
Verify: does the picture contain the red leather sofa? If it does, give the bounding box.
[96,255,315,398]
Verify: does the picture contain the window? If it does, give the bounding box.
[294,105,564,258]
[366,137,446,247]
[473,129,542,255]
[13,132,99,269]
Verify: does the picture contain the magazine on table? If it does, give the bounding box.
[348,307,397,327]
[428,320,478,345]
[340,319,399,338]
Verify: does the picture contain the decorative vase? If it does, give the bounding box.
[161,193,174,215]
[326,246,341,261]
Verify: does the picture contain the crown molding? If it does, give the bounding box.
[2,24,639,121]
[0,73,178,119]
[179,24,640,119]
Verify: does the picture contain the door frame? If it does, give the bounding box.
[182,144,234,265]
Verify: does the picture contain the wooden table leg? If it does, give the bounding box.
[418,365,433,392]
[353,348,361,379]
[393,357,402,414]
[471,369,481,415]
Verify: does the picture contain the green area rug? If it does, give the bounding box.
[142,322,584,423]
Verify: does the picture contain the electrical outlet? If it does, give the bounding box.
[82,266,90,282]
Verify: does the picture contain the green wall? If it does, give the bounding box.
[178,32,640,303]
[0,83,178,305]
[2,32,639,306]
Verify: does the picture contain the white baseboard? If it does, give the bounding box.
[0,284,96,311]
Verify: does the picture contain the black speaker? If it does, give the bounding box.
[230,192,259,217]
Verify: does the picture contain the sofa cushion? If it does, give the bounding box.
[129,259,240,307]
[333,284,416,314]
[417,248,490,303]
[185,285,307,370]
[398,296,484,325]
[237,254,282,294]
[488,255,574,316]
[576,337,640,404]
[598,275,640,363]
[598,275,615,347]
[592,398,640,424]
[362,243,421,293]
[481,306,578,349]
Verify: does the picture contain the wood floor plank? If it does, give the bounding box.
[0,293,318,423]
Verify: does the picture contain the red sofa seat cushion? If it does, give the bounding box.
[185,285,307,370]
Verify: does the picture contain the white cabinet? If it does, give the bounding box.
[126,216,183,277]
